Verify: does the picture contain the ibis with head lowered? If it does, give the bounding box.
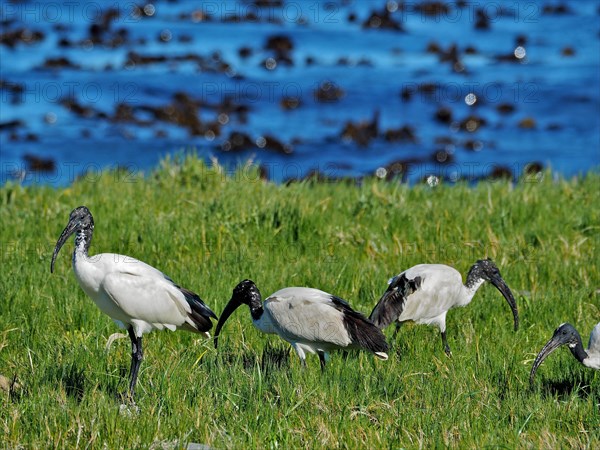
[51,206,217,400]
[214,279,388,368]
[369,259,519,355]
[530,322,600,385]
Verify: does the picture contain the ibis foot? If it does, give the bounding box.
[117,389,137,407]
[318,352,327,371]
[105,332,128,351]
[119,401,139,416]
[299,358,307,370]
[441,331,452,357]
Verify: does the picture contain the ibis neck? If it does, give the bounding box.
[249,297,264,321]
[568,335,588,364]
[464,272,485,302]
[73,228,92,261]
[465,264,485,288]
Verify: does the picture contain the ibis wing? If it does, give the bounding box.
[369,289,404,329]
[369,274,422,329]
[264,289,352,348]
[589,322,600,354]
[101,271,191,329]
[98,255,215,332]
[264,288,387,354]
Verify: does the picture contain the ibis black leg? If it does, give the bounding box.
[127,327,143,399]
[393,322,402,339]
[441,330,452,357]
[318,352,327,371]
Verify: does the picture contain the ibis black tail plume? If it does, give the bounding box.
[177,286,217,332]
[331,296,389,359]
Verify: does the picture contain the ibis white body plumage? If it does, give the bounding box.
[587,324,600,369]
[369,259,518,355]
[530,322,600,384]
[255,287,365,361]
[72,252,208,336]
[51,206,217,399]
[386,264,476,329]
[215,280,388,368]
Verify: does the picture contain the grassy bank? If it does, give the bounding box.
[1,157,599,448]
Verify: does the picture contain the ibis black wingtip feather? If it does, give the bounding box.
[330,295,389,356]
[369,274,421,330]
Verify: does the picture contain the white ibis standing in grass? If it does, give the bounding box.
[369,259,519,355]
[530,322,600,385]
[51,206,217,400]
[214,280,388,368]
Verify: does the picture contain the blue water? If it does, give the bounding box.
[1,0,599,185]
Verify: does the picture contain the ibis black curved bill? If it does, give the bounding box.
[529,323,586,385]
[529,333,565,385]
[489,274,519,331]
[50,219,78,273]
[213,297,243,349]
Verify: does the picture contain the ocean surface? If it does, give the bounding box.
[1,0,599,185]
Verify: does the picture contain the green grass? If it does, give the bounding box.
[1,156,599,448]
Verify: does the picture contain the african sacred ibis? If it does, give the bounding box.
[369,259,519,355]
[530,322,600,385]
[214,280,388,368]
[51,206,217,399]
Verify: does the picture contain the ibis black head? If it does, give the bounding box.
[468,258,519,331]
[529,323,585,385]
[51,206,94,273]
[213,279,262,349]
[469,258,502,283]
[231,279,262,306]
